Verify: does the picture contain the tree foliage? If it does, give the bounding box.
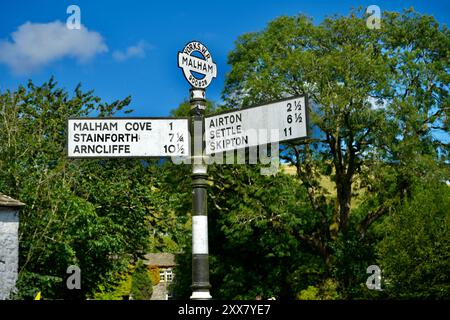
[377,182,450,298]
[0,78,174,299]
[171,8,449,299]
[130,260,153,300]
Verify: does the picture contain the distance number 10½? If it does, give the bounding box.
[284,100,303,137]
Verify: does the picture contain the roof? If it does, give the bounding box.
[143,253,176,267]
[0,193,25,207]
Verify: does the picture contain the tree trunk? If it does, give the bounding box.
[337,177,351,237]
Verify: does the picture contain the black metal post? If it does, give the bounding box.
[189,87,212,300]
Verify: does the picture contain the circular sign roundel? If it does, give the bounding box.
[178,41,217,89]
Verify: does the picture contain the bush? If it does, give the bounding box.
[377,183,450,299]
[149,266,161,286]
[297,279,341,300]
[130,261,153,300]
[92,273,132,300]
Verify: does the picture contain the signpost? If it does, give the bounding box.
[205,96,308,154]
[68,118,189,158]
[67,39,309,301]
[178,41,216,300]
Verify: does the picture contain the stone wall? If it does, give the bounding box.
[150,282,169,300]
[0,208,19,300]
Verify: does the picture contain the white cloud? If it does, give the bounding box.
[0,21,108,75]
[112,40,151,62]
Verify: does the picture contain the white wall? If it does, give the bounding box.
[0,208,19,300]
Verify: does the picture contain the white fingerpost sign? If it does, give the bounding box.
[178,41,217,89]
[205,95,309,154]
[68,118,189,158]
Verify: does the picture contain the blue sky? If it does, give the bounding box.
[0,0,449,117]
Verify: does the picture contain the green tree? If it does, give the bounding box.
[223,10,387,297]
[222,8,449,298]
[131,261,153,300]
[377,182,450,299]
[0,78,171,299]
[169,9,448,299]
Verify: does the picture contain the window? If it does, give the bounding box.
[159,268,174,283]
[166,269,173,282]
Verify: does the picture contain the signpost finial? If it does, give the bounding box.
[178,41,217,89]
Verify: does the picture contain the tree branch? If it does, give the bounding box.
[358,206,388,240]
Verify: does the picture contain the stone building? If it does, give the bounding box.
[143,253,176,300]
[0,193,24,300]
